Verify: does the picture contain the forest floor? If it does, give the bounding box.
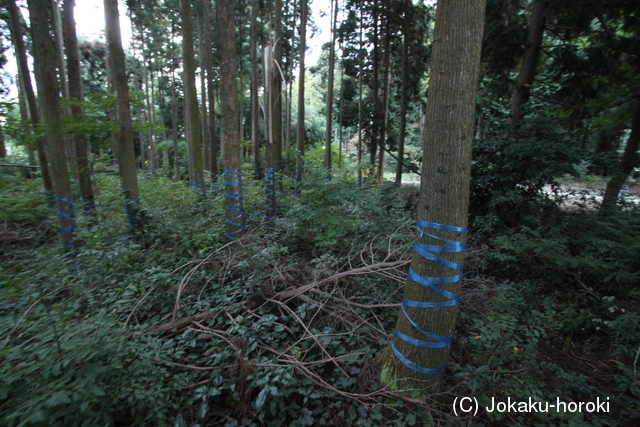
[2,170,638,426]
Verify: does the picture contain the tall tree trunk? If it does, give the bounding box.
[296,0,307,184]
[376,0,486,391]
[600,98,640,213]
[272,0,283,176]
[377,16,392,180]
[203,0,218,182]
[250,0,261,180]
[0,124,6,158]
[62,0,96,223]
[181,0,205,190]
[357,0,363,186]
[508,0,547,126]
[395,0,410,185]
[28,0,78,260]
[6,0,54,203]
[217,0,245,241]
[17,71,36,166]
[264,41,276,226]
[104,0,142,228]
[370,5,380,175]
[324,0,338,178]
[170,21,180,180]
[197,11,210,172]
[52,0,76,173]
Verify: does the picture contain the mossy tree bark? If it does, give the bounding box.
[6,0,54,202]
[104,0,142,228]
[62,0,96,224]
[181,0,205,190]
[376,0,486,392]
[217,0,245,241]
[27,0,77,259]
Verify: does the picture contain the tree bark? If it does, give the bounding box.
[6,0,54,202]
[377,15,392,180]
[251,0,262,180]
[272,0,284,177]
[217,0,245,241]
[508,0,547,126]
[395,0,410,185]
[28,0,78,259]
[324,0,338,178]
[600,97,640,213]
[104,0,142,228]
[357,0,363,186]
[203,0,218,182]
[63,0,96,224]
[197,11,210,173]
[181,0,205,190]
[0,124,6,158]
[296,0,307,184]
[376,0,486,391]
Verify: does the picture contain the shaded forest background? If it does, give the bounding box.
[0,0,639,425]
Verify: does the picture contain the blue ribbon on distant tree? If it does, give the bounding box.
[224,169,245,240]
[391,219,467,375]
[54,195,80,260]
[264,167,275,224]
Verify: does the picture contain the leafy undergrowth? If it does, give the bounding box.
[1,166,638,426]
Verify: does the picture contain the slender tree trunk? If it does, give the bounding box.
[217,0,245,241]
[264,41,277,226]
[395,0,410,185]
[272,0,283,176]
[377,16,391,180]
[0,124,6,158]
[324,0,338,178]
[182,0,205,190]
[509,0,547,126]
[28,0,78,259]
[104,0,142,228]
[62,0,96,223]
[370,6,380,175]
[170,22,180,179]
[203,0,218,182]
[357,1,363,186]
[338,64,344,169]
[296,0,307,185]
[376,0,486,391]
[600,98,640,213]
[6,0,54,202]
[17,71,36,166]
[52,0,76,173]
[197,11,210,172]
[250,0,261,180]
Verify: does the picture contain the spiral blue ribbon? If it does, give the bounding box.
[224,169,245,240]
[124,195,141,228]
[264,167,275,224]
[391,220,467,375]
[54,196,80,260]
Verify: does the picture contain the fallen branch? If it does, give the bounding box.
[142,310,218,334]
[275,259,410,300]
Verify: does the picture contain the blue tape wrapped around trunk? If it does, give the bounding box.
[391,219,467,375]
